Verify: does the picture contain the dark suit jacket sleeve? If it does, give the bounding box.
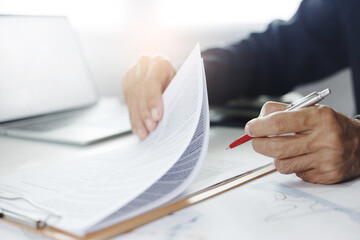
[202,0,348,105]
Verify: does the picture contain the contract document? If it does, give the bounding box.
[0,44,210,236]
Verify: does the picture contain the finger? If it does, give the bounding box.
[274,152,317,174]
[281,148,348,184]
[135,55,151,83]
[295,169,342,184]
[122,65,136,97]
[125,84,149,139]
[259,101,288,117]
[295,169,318,183]
[129,105,148,140]
[123,56,162,134]
[154,57,176,91]
[246,106,317,137]
[141,59,175,123]
[137,83,159,132]
[311,171,345,184]
[252,133,314,159]
[122,66,138,133]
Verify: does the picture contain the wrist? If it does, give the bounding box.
[352,115,360,179]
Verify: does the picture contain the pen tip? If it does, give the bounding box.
[225,147,230,150]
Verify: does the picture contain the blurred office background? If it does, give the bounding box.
[0,0,355,115]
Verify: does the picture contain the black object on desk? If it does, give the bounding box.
[210,91,303,127]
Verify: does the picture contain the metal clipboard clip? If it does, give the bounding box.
[0,193,62,229]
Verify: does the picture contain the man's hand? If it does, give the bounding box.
[122,55,176,140]
[245,102,360,184]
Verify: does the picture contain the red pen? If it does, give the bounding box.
[225,88,331,150]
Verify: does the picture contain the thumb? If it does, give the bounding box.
[258,101,288,117]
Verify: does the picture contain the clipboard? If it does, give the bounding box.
[0,163,276,240]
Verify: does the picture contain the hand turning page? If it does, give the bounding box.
[0,44,210,236]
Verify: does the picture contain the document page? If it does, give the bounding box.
[91,59,209,232]
[109,173,360,240]
[0,44,209,236]
[186,137,272,194]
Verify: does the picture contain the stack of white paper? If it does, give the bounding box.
[0,44,209,236]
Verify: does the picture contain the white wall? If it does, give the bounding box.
[294,69,355,116]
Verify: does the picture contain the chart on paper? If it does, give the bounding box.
[253,180,360,224]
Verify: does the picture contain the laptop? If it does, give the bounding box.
[0,15,131,145]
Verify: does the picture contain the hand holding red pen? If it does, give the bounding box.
[240,101,360,184]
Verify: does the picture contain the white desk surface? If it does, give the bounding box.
[0,126,268,177]
[0,126,359,240]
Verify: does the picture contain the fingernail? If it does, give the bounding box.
[245,121,254,137]
[151,108,159,120]
[137,129,146,139]
[145,118,154,131]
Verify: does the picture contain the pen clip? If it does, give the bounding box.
[286,91,318,110]
[286,88,331,111]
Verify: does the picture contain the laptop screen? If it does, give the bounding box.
[0,15,98,123]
